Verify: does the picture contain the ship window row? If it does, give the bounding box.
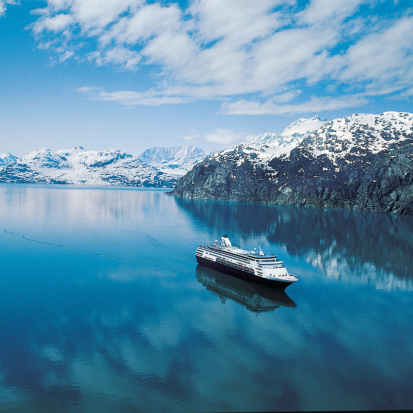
[216,258,255,273]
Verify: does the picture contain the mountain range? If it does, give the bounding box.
[0,146,206,187]
[171,111,413,215]
[3,112,413,215]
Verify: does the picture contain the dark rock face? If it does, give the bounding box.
[171,117,413,215]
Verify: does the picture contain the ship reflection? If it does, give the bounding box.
[196,265,297,312]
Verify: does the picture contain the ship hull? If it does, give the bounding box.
[196,256,294,289]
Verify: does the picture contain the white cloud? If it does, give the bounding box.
[43,0,144,32]
[223,95,368,115]
[0,0,17,16]
[33,13,73,33]
[89,47,141,70]
[297,0,364,26]
[397,87,413,98]
[78,87,185,106]
[338,15,413,92]
[182,134,200,141]
[203,129,255,145]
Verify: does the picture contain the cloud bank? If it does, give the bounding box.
[28,0,413,114]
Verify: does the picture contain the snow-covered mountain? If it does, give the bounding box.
[0,147,179,187]
[0,153,18,168]
[137,146,209,175]
[244,115,328,158]
[172,111,413,215]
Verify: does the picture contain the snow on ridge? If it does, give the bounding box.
[0,152,18,167]
[303,111,413,162]
[21,148,70,169]
[225,115,328,166]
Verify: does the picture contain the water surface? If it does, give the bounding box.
[0,184,412,412]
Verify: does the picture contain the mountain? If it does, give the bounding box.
[170,112,413,215]
[137,146,209,175]
[0,153,18,168]
[0,147,178,187]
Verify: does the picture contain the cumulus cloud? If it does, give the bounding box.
[29,0,413,113]
[33,13,73,33]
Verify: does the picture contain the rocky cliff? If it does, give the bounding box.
[171,112,413,215]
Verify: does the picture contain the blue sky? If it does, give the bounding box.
[1,0,412,157]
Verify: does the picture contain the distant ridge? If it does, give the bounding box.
[0,147,178,187]
[0,145,212,187]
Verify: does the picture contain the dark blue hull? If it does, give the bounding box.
[196,256,294,290]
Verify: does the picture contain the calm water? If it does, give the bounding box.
[0,184,412,412]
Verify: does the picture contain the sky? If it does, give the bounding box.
[0,0,412,157]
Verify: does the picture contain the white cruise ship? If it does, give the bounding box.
[196,236,298,289]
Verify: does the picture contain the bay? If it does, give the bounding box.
[0,183,412,412]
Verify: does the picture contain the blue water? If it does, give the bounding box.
[0,184,412,412]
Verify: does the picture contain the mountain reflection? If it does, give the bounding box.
[196,265,297,312]
[176,197,413,289]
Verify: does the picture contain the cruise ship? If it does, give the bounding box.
[196,236,298,289]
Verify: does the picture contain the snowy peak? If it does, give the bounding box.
[137,145,208,174]
[0,153,18,167]
[303,111,413,161]
[281,115,327,137]
[21,148,70,169]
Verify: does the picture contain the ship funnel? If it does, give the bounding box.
[221,236,232,247]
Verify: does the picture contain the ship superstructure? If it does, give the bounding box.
[196,236,297,289]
